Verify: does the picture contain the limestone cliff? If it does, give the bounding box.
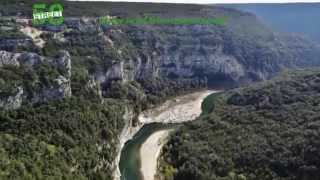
[2,5,320,108]
[0,50,71,109]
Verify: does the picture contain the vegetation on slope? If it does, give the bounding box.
[0,12,205,180]
[1,1,320,179]
[0,97,126,179]
[160,69,320,180]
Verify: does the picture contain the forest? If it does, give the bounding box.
[159,69,320,180]
[1,1,320,179]
[0,5,204,179]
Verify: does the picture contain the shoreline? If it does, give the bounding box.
[113,107,143,180]
[114,90,218,180]
[138,90,216,124]
[138,90,217,180]
[139,130,172,180]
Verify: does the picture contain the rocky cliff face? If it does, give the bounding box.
[76,12,320,92]
[98,20,320,90]
[2,7,320,108]
[0,50,71,109]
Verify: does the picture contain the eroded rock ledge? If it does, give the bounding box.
[0,50,71,109]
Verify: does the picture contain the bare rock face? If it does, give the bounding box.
[0,50,72,109]
[80,8,320,91]
[0,51,20,67]
[30,75,72,104]
[0,87,23,110]
[3,6,320,107]
[105,62,124,82]
[53,50,72,78]
[18,52,43,66]
[98,22,320,90]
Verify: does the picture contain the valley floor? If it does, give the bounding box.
[140,130,171,180]
[137,90,217,180]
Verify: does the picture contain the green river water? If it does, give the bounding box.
[119,123,176,180]
[118,90,215,180]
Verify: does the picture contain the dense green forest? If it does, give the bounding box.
[159,69,320,180]
[0,98,126,179]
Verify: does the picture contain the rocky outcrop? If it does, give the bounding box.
[10,10,318,96]
[90,17,320,90]
[0,51,20,67]
[0,50,71,109]
[19,26,45,48]
[4,4,320,95]
[113,106,141,180]
[30,75,72,104]
[0,87,23,110]
[0,50,71,70]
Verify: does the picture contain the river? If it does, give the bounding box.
[119,123,176,180]
[118,90,217,180]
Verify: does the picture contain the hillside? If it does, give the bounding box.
[1,1,320,179]
[223,3,320,43]
[159,69,320,180]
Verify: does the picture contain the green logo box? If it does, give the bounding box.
[32,3,64,26]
